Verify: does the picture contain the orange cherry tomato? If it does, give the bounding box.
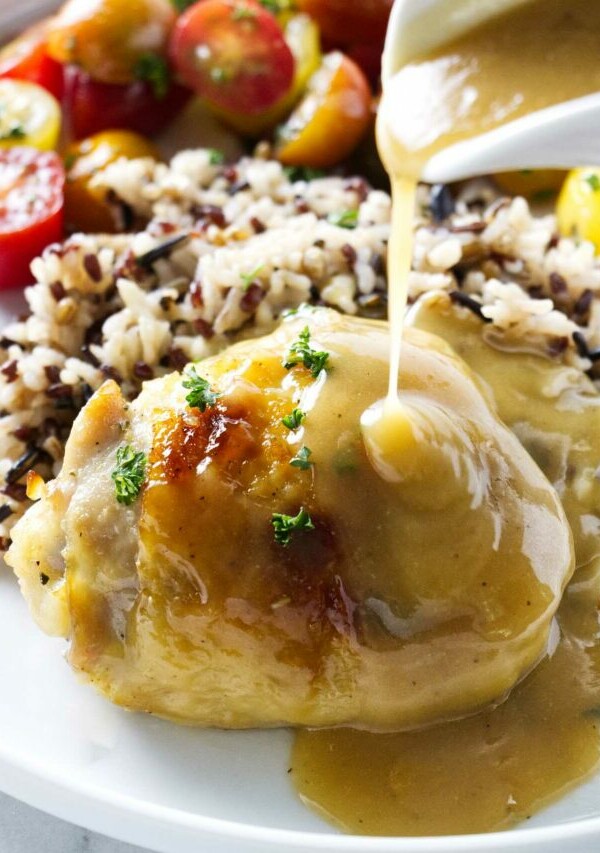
[276,52,372,169]
[47,0,176,86]
[64,131,160,234]
[0,147,65,289]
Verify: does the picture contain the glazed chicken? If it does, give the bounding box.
[7,309,574,730]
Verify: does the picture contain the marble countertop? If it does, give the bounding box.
[0,793,145,853]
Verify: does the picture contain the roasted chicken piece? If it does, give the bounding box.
[7,309,574,730]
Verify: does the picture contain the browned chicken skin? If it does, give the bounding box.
[7,309,574,730]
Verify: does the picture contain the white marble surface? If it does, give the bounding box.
[0,793,146,853]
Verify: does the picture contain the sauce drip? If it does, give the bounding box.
[299,0,600,837]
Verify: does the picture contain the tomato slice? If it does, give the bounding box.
[0,19,64,102]
[276,52,372,168]
[64,131,160,233]
[0,148,65,289]
[63,66,191,140]
[0,79,61,151]
[170,0,295,115]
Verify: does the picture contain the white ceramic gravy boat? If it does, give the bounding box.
[382,0,600,182]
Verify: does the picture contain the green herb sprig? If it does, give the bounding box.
[284,326,330,377]
[282,408,305,430]
[327,209,359,229]
[208,148,225,165]
[585,173,600,192]
[283,165,325,182]
[290,446,312,470]
[182,366,220,412]
[112,445,147,506]
[133,53,170,100]
[0,124,26,142]
[271,507,314,546]
[240,265,264,291]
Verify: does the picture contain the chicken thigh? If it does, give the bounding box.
[7,309,573,730]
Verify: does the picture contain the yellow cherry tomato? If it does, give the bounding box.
[64,130,160,233]
[210,13,321,137]
[0,79,61,151]
[557,167,600,251]
[47,0,176,86]
[275,51,372,169]
[494,169,566,202]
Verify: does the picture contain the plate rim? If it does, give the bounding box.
[3,724,600,853]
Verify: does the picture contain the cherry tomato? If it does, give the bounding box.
[557,168,600,251]
[0,79,61,151]
[63,65,191,141]
[47,0,176,86]
[494,170,566,202]
[64,131,160,234]
[210,13,320,136]
[297,0,392,46]
[344,41,383,88]
[170,0,295,115]
[276,52,372,168]
[0,147,65,289]
[0,19,64,102]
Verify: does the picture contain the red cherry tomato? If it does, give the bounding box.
[0,20,64,102]
[170,0,295,115]
[297,0,392,46]
[0,148,65,289]
[63,66,191,140]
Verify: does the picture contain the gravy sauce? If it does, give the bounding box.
[297,0,600,836]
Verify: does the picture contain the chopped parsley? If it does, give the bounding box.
[210,66,233,84]
[283,165,326,182]
[111,445,147,506]
[133,53,170,100]
[0,124,26,142]
[327,209,359,229]
[259,0,295,12]
[232,4,257,20]
[170,0,196,10]
[208,148,225,165]
[284,326,330,377]
[272,507,314,546]
[282,408,305,430]
[585,173,600,192]
[240,264,264,291]
[182,366,220,412]
[531,188,557,204]
[290,446,312,470]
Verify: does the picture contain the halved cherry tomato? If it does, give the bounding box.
[557,168,600,251]
[0,19,64,102]
[170,0,295,115]
[64,130,160,234]
[494,170,566,202]
[0,147,65,289]
[0,79,61,151]
[276,52,372,168]
[63,66,191,140]
[210,13,320,136]
[47,0,176,86]
[297,0,392,46]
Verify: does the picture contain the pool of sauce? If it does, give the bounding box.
[295,0,600,837]
[293,303,600,835]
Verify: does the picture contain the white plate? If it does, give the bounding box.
[4,4,600,852]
